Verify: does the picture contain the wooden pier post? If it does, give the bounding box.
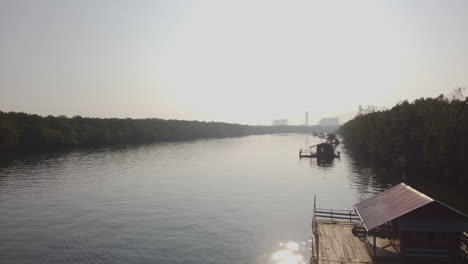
[373,235,377,260]
[312,195,319,264]
[316,231,319,263]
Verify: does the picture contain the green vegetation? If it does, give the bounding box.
[0,111,336,151]
[339,89,468,184]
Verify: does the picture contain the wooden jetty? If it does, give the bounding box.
[311,210,401,264]
[311,209,372,263]
[310,197,399,264]
[311,183,468,264]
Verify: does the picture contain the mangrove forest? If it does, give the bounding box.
[0,111,336,151]
[339,89,468,184]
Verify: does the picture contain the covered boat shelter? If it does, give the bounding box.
[354,183,468,263]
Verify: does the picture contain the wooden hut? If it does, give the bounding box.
[314,143,338,159]
[354,183,468,263]
[299,143,340,159]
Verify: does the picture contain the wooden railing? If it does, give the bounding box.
[314,208,361,222]
[311,195,363,264]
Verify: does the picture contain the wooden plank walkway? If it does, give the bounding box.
[315,220,373,263]
[310,200,401,263]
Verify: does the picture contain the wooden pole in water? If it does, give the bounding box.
[314,195,316,210]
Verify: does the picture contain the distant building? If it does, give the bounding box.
[272,119,288,126]
[319,117,339,126]
[305,111,309,126]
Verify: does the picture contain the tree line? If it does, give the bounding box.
[0,111,337,151]
[339,89,468,184]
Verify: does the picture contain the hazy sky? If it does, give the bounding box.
[1,0,468,125]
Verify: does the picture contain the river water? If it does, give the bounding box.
[0,134,466,264]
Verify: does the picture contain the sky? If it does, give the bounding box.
[1,0,468,125]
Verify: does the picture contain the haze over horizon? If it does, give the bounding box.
[1,0,468,125]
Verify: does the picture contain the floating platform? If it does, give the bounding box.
[299,152,340,158]
[299,143,340,159]
[312,220,372,263]
[311,219,401,264]
[310,198,402,264]
[299,152,318,158]
[311,187,468,263]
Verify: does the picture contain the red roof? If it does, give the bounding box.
[354,183,433,231]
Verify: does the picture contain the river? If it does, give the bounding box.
[0,134,466,264]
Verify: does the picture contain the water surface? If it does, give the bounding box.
[0,134,464,264]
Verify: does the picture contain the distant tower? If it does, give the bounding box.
[305,111,309,126]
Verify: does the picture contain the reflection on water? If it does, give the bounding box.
[299,156,336,170]
[316,158,335,168]
[271,241,306,264]
[343,146,468,213]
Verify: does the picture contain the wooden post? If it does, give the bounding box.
[373,235,377,260]
[312,195,317,264]
[314,195,316,210]
[400,231,404,258]
[316,231,319,262]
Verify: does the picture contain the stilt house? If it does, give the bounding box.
[354,183,468,263]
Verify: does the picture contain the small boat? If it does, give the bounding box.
[299,143,340,159]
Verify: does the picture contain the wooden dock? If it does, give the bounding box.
[313,220,373,263]
[310,201,401,264]
[310,187,468,264]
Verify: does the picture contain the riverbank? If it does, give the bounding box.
[339,92,468,185]
[342,147,468,214]
[0,111,338,151]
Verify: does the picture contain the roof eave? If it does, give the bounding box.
[353,204,369,231]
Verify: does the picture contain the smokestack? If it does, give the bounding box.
[305,111,309,126]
